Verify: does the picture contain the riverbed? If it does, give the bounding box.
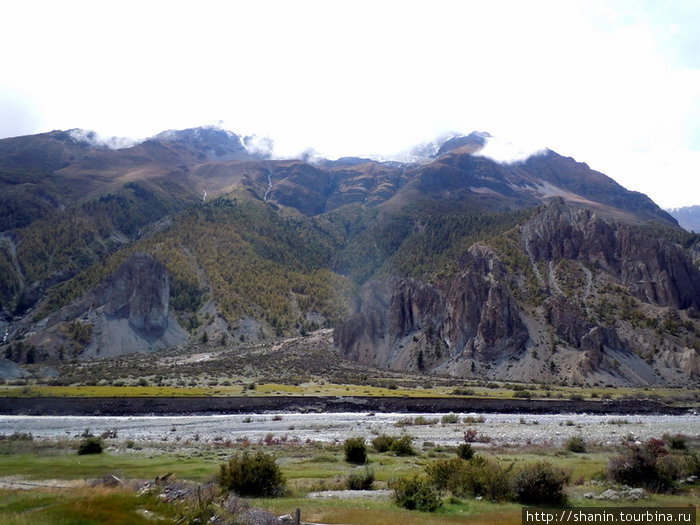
[2,412,698,447]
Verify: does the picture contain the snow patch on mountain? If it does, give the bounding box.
[68,129,139,150]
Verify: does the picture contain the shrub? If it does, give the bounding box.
[666,434,687,451]
[513,389,533,398]
[426,458,467,490]
[456,443,475,460]
[511,461,567,505]
[391,435,417,456]
[565,436,586,453]
[0,432,33,441]
[608,446,658,487]
[344,437,367,464]
[392,476,442,512]
[346,466,375,490]
[77,436,103,455]
[685,453,700,477]
[463,429,479,442]
[441,413,459,425]
[607,441,674,493]
[219,451,285,497]
[656,454,690,482]
[372,434,397,453]
[448,456,511,501]
[451,388,476,396]
[645,437,668,457]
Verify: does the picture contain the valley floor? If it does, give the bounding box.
[0,410,699,524]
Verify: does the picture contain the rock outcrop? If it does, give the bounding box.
[27,252,186,359]
[335,202,700,385]
[81,252,187,357]
[334,245,528,373]
[522,202,700,310]
[97,252,171,339]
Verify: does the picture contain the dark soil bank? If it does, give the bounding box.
[0,396,688,416]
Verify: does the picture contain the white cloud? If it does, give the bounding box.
[67,129,139,150]
[476,136,547,165]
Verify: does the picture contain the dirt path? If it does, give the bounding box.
[0,476,88,490]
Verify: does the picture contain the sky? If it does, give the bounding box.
[1,0,699,208]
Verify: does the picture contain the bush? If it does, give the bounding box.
[656,454,691,482]
[219,451,286,497]
[392,476,442,512]
[686,453,700,477]
[77,436,103,455]
[344,437,367,464]
[565,436,586,453]
[463,429,478,442]
[426,458,467,490]
[0,432,33,441]
[513,390,533,398]
[448,455,511,501]
[391,435,417,456]
[666,434,687,451]
[645,438,668,457]
[372,434,397,453]
[511,461,567,505]
[441,413,460,425]
[607,442,674,493]
[346,466,375,490]
[456,443,475,460]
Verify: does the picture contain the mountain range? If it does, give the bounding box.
[668,206,700,233]
[0,126,698,386]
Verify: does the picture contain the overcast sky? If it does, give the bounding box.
[2,0,699,208]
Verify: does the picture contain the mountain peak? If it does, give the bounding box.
[434,131,490,156]
[150,126,253,161]
[67,129,139,150]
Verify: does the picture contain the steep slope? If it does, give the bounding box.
[335,200,700,386]
[18,252,187,361]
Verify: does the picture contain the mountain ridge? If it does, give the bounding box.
[668,205,700,233]
[0,127,697,387]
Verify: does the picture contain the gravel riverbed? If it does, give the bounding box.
[2,412,698,447]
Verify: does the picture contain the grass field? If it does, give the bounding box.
[1,432,698,525]
[1,382,698,405]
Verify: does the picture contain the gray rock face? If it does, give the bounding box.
[334,245,528,372]
[99,252,170,339]
[335,201,700,385]
[523,202,700,310]
[0,359,28,379]
[25,251,187,359]
[78,252,187,357]
[546,295,594,348]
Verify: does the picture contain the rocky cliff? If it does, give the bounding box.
[334,201,700,386]
[24,252,186,359]
[335,244,528,373]
[522,201,700,310]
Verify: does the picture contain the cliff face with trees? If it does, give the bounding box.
[1,128,698,386]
